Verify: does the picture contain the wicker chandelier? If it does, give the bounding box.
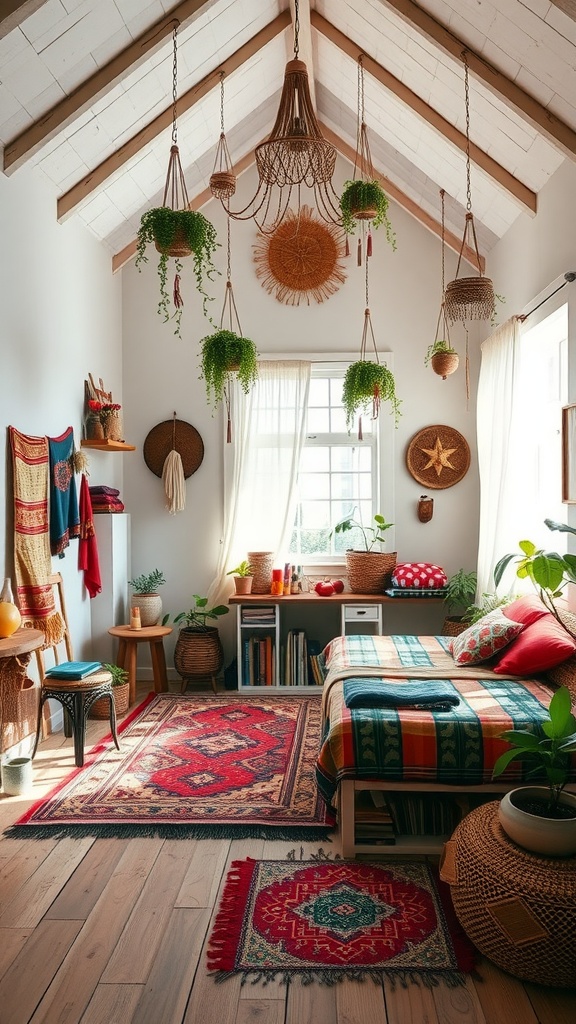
[217,0,341,232]
[444,52,495,324]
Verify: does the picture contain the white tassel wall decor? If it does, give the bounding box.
[162,448,186,514]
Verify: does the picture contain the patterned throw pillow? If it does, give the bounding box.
[391,562,448,589]
[450,609,525,666]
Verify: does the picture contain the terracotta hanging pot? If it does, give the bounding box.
[431,350,459,379]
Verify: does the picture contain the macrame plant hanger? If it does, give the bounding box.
[444,51,495,324]
[161,23,191,330]
[357,260,379,441]
[209,72,236,201]
[353,55,374,265]
[430,189,459,380]
[221,219,243,444]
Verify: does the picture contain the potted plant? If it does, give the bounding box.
[135,207,218,338]
[441,568,477,636]
[424,339,459,379]
[332,509,396,594]
[89,663,130,719]
[171,595,229,692]
[339,179,396,248]
[200,328,259,409]
[492,685,576,856]
[128,569,166,627]
[342,360,401,436]
[226,559,254,596]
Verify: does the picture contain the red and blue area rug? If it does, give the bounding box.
[8,694,334,839]
[208,857,476,987]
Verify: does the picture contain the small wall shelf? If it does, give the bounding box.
[81,440,136,451]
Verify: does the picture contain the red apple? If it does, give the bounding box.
[315,581,335,596]
[332,579,345,594]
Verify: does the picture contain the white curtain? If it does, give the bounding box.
[476,317,523,598]
[208,360,311,607]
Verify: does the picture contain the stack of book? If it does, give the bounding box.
[284,629,309,686]
[241,634,275,685]
[354,791,396,846]
[384,793,463,836]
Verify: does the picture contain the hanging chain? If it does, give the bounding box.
[462,50,472,213]
[226,217,231,282]
[358,54,365,124]
[171,24,179,145]
[365,246,369,308]
[293,0,300,58]
[219,71,225,133]
[440,188,446,293]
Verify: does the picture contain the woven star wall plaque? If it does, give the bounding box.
[406,425,470,489]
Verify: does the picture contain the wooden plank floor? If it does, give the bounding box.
[0,681,574,1024]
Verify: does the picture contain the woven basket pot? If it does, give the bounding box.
[209,171,236,200]
[345,550,397,594]
[441,616,468,637]
[247,551,274,594]
[351,204,378,221]
[89,682,130,720]
[431,351,459,379]
[444,276,495,322]
[131,593,162,627]
[102,412,123,441]
[154,225,192,259]
[174,626,224,681]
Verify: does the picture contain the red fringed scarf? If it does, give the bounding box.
[78,473,101,598]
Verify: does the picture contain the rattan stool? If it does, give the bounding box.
[440,801,576,987]
[108,625,172,705]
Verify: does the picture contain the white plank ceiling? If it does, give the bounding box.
[1,0,575,266]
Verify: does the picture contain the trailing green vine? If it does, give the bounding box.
[339,180,396,249]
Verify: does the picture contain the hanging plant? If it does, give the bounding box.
[200,328,259,409]
[340,180,396,248]
[342,359,401,432]
[135,208,218,337]
[425,339,459,379]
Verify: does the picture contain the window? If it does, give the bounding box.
[288,362,393,565]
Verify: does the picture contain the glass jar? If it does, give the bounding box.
[0,578,14,603]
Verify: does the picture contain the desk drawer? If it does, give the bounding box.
[343,604,380,622]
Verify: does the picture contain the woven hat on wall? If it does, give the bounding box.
[143,419,204,479]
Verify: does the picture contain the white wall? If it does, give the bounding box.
[122,156,481,667]
[0,165,123,675]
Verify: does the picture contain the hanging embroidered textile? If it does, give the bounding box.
[9,427,64,643]
[78,473,101,598]
[48,427,80,556]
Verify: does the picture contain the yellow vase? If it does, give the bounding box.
[0,601,21,639]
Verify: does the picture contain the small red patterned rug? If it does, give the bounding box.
[208,857,476,987]
[8,694,334,839]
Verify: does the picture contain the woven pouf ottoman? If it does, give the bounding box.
[440,801,576,987]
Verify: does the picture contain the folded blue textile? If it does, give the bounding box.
[45,661,102,680]
[343,679,460,711]
[384,587,448,599]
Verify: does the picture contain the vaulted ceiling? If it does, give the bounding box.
[2,0,576,273]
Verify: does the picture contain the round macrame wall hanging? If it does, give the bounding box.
[406,425,470,490]
[143,419,204,479]
[253,205,346,306]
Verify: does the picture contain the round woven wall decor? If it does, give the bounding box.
[253,205,346,306]
[406,425,470,490]
[143,419,204,479]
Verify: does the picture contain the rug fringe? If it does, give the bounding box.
[207,858,257,973]
[212,967,469,988]
[3,823,335,841]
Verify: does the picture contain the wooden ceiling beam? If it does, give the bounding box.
[312,12,536,215]
[319,121,484,272]
[4,0,220,173]
[548,1,576,20]
[379,0,576,161]
[0,1,50,41]
[58,13,289,222]
[111,148,256,273]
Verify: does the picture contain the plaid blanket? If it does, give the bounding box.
[316,634,573,806]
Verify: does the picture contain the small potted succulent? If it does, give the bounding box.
[200,328,259,409]
[171,596,229,692]
[135,207,219,338]
[226,559,254,596]
[339,179,396,248]
[342,360,401,437]
[332,509,396,594]
[424,338,459,379]
[128,569,166,627]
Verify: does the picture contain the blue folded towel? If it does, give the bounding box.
[45,661,102,680]
[343,679,460,711]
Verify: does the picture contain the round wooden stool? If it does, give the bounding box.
[108,625,172,705]
[31,669,120,768]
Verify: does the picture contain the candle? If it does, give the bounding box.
[130,606,142,629]
[271,568,283,596]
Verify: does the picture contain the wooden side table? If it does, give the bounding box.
[108,625,172,705]
[440,800,576,987]
[0,628,44,753]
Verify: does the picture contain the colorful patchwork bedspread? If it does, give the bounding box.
[316,634,574,806]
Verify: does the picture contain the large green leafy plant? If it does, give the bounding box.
[339,180,396,248]
[135,208,218,337]
[342,360,401,432]
[199,328,258,408]
[171,595,229,631]
[332,510,393,552]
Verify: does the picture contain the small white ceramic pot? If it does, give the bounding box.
[2,757,33,796]
[498,787,576,857]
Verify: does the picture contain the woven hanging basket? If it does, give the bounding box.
[89,682,130,720]
[174,626,224,680]
[247,551,274,594]
[431,351,459,379]
[351,204,378,221]
[154,224,192,259]
[209,171,236,200]
[345,550,397,594]
[445,276,495,322]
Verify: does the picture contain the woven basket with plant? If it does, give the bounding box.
[89,664,129,719]
[332,511,396,594]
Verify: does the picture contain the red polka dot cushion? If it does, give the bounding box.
[450,609,525,666]
[391,562,448,589]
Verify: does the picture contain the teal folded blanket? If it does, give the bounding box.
[343,679,460,711]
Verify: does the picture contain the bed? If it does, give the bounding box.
[316,631,576,857]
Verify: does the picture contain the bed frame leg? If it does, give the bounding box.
[340,780,356,858]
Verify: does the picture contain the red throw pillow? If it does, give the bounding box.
[493,613,576,675]
[450,609,525,666]
[391,562,447,589]
[503,595,550,626]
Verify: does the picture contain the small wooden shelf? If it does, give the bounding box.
[81,440,136,451]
